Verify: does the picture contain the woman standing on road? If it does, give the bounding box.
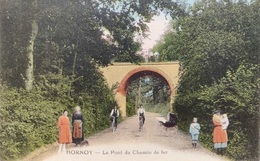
[221,113,229,153]
[212,110,226,155]
[72,106,84,146]
[57,110,72,152]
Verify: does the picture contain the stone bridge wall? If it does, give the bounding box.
[100,62,180,117]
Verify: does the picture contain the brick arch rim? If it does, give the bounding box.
[117,67,174,97]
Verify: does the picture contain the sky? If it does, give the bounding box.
[141,15,171,51]
[141,0,195,51]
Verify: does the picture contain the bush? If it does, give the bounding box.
[145,103,170,116]
[126,95,136,117]
[199,65,259,160]
[0,86,65,160]
[0,71,116,160]
[175,64,259,160]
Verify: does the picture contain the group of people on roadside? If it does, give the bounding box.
[57,106,84,153]
[111,106,228,155]
[57,105,144,153]
[57,104,229,155]
[189,109,229,155]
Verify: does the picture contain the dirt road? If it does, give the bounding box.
[26,112,230,161]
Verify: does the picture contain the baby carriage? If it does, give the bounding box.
[157,113,178,136]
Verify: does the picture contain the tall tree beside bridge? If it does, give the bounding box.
[153,0,260,160]
[0,0,185,90]
[1,0,38,90]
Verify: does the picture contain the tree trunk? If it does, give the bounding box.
[25,19,38,90]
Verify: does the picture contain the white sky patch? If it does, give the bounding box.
[142,15,171,51]
[140,0,196,51]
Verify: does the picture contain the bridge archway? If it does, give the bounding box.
[100,62,179,117]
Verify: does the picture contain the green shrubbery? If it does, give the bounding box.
[126,96,136,117]
[0,72,116,160]
[0,86,65,160]
[145,103,170,116]
[175,65,259,160]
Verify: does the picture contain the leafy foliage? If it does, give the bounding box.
[0,67,116,160]
[0,1,187,160]
[152,30,182,61]
[126,94,136,117]
[154,0,260,160]
[125,75,171,117]
[0,0,187,160]
[198,64,259,160]
[1,0,37,88]
[0,86,64,160]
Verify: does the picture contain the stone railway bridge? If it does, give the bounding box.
[100,62,180,117]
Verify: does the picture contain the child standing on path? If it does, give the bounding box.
[189,117,201,148]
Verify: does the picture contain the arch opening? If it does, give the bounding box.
[117,67,174,97]
[116,67,175,116]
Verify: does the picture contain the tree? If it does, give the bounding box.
[155,0,260,159]
[1,0,38,89]
[152,27,181,61]
[1,0,186,89]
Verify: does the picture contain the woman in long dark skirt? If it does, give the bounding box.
[71,106,84,146]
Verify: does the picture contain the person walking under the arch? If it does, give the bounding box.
[57,110,72,152]
[189,117,201,148]
[72,106,84,146]
[110,106,120,128]
[137,105,145,127]
[212,110,226,155]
